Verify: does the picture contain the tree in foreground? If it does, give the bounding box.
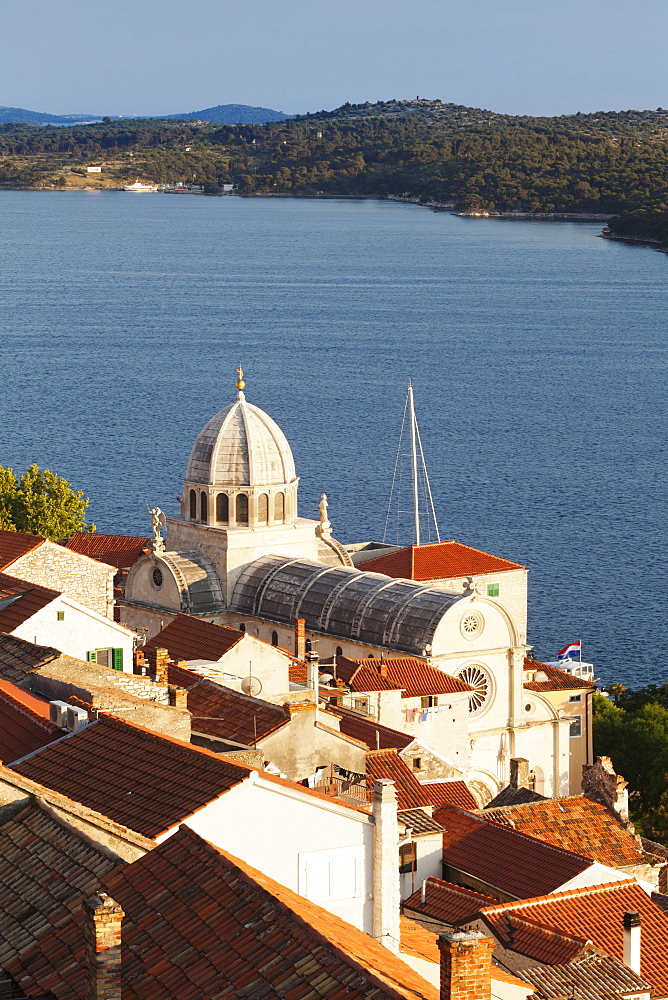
[0,464,95,541]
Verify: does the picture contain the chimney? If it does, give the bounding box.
[145,646,169,685]
[168,685,188,709]
[372,778,400,954]
[582,756,630,825]
[623,911,641,975]
[659,864,668,895]
[305,649,320,691]
[133,648,146,675]
[509,758,530,789]
[438,930,494,1000]
[83,892,124,1000]
[294,618,306,660]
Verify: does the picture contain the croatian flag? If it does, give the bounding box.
[557,641,581,660]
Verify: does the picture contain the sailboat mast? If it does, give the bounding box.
[407,381,421,545]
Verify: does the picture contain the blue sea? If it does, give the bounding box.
[1,190,666,688]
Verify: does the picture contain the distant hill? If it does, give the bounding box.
[0,106,100,125]
[154,104,290,124]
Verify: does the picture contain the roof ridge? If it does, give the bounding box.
[480,877,639,914]
[0,682,58,732]
[424,876,495,901]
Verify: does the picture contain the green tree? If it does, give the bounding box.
[0,464,95,540]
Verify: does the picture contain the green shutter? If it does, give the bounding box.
[112,648,123,671]
[87,651,97,663]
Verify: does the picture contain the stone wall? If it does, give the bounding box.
[10,541,114,620]
[399,744,462,781]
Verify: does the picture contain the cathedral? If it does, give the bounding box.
[121,370,589,801]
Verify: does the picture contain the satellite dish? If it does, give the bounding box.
[241,675,262,697]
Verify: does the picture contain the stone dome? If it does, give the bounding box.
[186,392,296,488]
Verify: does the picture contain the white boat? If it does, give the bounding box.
[123,180,157,192]
[162,183,190,194]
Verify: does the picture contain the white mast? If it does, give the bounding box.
[408,381,421,546]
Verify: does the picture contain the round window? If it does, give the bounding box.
[460,611,485,640]
[456,664,491,715]
[152,567,163,588]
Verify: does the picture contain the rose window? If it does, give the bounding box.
[456,664,491,715]
[460,611,484,640]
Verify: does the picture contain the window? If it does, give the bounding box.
[56,610,65,621]
[236,493,249,525]
[413,758,422,771]
[271,630,278,646]
[89,648,123,671]
[274,491,285,521]
[569,715,582,738]
[336,646,343,657]
[257,493,268,523]
[200,491,208,522]
[487,583,500,597]
[189,489,197,519]
[216,493,229,523]
[238,623,246,633]
[569,694,582,703]
[299,846,363,902]
[353,696,369,715]
[152,568,163,588]
[399,842,417,874]
[421,696,438,709]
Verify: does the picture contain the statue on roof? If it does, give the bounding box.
[318,493,332,539]
[148,506,166,552]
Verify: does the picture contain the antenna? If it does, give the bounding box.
[383,382,441,546]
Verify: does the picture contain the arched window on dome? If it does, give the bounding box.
[236,493,249,526]
[200,492,208,522]
[257,493,268,523]
[274,492,285,522]
[271,630,278,647]
[216,493,229,524]
[189,490,197,520]
[336,646,343,657]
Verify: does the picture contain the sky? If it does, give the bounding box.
[2,0,667,118]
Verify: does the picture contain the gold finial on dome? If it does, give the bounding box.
[235,366,245,391]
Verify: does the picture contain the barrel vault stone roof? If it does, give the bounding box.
[232,555,462,654]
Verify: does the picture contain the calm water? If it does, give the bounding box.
[1,191,667,688]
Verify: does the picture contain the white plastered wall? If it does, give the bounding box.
[12,595,136,669]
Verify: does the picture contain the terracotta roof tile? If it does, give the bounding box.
[143,612,245,662]
[0,528,45,570]
[479,796,646,868]
[420,780,478,811]
[8,825,438,1000]
[366,750,432,810]
[167,664,290,746]
[435,804,593,899]
[517,952,653,1000]
[0,632,60,684]
[398,809,444,835]
[65,533,149,569]
[523,658,595,692]
[325,705,414,751]
[329,656,473,698]
[0,680,61,762]
[480,880,668,996]
[0,572,60,632]
[404,876,495,925]
[361,541,524,580]
[0,799,122,967]
[485,785,548,808]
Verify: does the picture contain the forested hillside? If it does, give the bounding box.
[1,99,667,224]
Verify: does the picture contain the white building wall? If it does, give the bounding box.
[175,774,374,932]
[12,595,135,669]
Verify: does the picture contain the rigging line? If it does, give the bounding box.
[383,387,410,543]
[414,415,441,543]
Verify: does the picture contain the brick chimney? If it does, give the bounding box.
[372,778,400,954]
[623,911,641,975]
[145,646,169,685]
[438,930,494,1000]
[509,757,530,789]
[659,864,668,895]
[168,685,188,709]
[294,618,306,660]
[83,892,124,1000]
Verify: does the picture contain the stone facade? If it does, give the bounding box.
[399,743,462,781]
[9,541,114,620]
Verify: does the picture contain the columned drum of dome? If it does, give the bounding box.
[231,555,463,656]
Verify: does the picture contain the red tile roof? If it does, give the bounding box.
[480,796,646,869]
[404,876,495,925]
[0,529,45,570]
[435,804,593,899]
[366,749,433,810]
[0,632,60,684]
[360,541,524,580]
[8,825,438,1000]
[143,612,244,661]
[524,658,595,692]
[325,705,414,751]
[10,713,256,838]
[0,573,60,633]
[479,880,668,996]
[65,532,148,569]
[0,680,61,762]
[331,656,473,698]
[421,780,478,811]
[167,664,289,746]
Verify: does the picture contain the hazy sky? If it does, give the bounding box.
[2,0,667,117]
